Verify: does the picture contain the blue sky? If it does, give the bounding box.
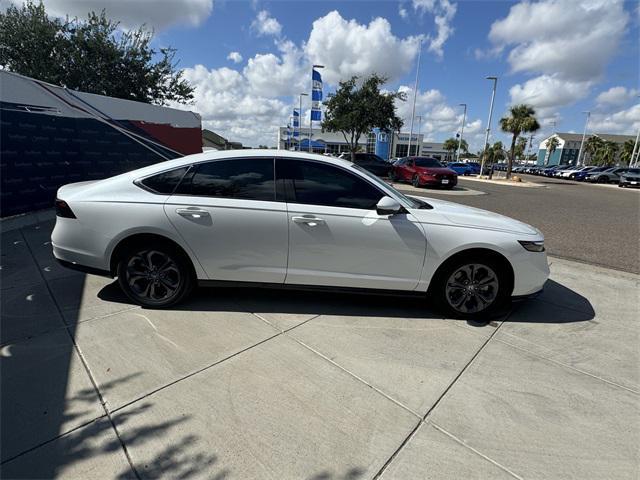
[35,0,640,148]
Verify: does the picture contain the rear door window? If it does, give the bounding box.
[176,158,276,201]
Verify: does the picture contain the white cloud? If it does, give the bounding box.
[412,0,457,57]
[32,0,213,30]
[227,51,243,64]
[305,11,420,84]
[489,0,628,82]
[251,10,282,37]
[596,86,639,108]
[489,0,629,122]
[588,104,640,134]
[395,85,484,149]
[243,40,306,97]
[399,5,408,19]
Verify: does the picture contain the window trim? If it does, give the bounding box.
[275,157,387,210]
[134,165,192,195]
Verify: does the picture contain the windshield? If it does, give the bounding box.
[626,168,640,174]
[415,158,443,168]
[351,164,424,209]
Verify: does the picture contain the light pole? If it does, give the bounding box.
[576,111,590,166]
[480,76,498,177]
[407,38,422,157]
[416,115,423,156]
[455,103,467,162]
[298,92,308,152]
[631,95,640,167]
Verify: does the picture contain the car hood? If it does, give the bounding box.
[409,197,539,235]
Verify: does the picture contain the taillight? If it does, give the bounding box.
[55,199,76,218]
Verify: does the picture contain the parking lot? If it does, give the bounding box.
[398,174,640,274]
[1,214,638,479]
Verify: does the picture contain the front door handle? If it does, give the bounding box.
[176,208,210,219]
[292,216,325,227]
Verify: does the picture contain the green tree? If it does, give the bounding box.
[620,139,635,166]
[443,137,459,161]
[544,136,560,166]
[600,141,619,167]
[322,74,405,161]
[514,136,527,161]
[584,136,604,165]
[0,1,193,104]
[499,104,541,179]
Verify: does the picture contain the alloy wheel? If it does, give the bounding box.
[125,250,181,302]
[445,263,499,314]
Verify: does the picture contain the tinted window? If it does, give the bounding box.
[415,158,443,168]
[177,158,275,201]
[277,159,383,209]
[139,166,189,194]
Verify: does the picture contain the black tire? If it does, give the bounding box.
[117,242,194,308]
[597,176,608,184]
[412,175,421,188]
[389,171,398,182]
[429,254,511,320]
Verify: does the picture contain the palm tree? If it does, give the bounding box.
[515,136,528,161]
[443,137,458,161]
[544,136,560,166]
[499,104,541,179]
[600,141,619,167]
[584,136,604,165]
[620,139,635,166]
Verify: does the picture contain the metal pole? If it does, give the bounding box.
[480,76,498,176]
[407,39,422,157]
[299,93,308,152]
[631,128,640,167]
[416,115,422,156]
[455,103,467,162]
[576,111,590,166]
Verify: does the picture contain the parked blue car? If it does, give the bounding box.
[574,166,608,181]
[447,162,472,175]
[466,162,481,174]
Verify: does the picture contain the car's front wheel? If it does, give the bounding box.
[412,175,422,188]
[431,256,511,319]
[117,244,194,308]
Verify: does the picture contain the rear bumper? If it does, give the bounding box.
[56,258,113,278]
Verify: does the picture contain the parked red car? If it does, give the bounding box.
[390,157,458,189]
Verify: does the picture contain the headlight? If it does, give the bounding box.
[519,240,545,252]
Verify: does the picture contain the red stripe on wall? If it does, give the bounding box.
[131,121,202,155]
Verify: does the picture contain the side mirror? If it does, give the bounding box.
[376,196,403,216]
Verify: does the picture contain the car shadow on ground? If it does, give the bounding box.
[97,278,595,325]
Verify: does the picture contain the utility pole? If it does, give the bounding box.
[416,115,423,155]
[480,76,498,176]
[407,39,422,157]
[631,128,640,167]
[298,93,308,152]
[455,103,467,162]
[576,111,590,166]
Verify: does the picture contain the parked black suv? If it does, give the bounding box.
[338,153,392,177]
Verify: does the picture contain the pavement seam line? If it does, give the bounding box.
[287,335,422,418]
[429,422,524,480]
[109,331,283,414]
[17,228,142,480]
[372,313,509,479]
[495,335,640,395]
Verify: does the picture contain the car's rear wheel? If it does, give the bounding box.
[389,171,398,182]
[117,244,194,308]
[597,176,608,183]
[412,175,422,188]
[431,256,511,319]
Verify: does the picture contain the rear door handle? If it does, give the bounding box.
[176,208,210,219]
[292,216,325,227]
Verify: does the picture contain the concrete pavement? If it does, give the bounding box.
[1,220,638,479]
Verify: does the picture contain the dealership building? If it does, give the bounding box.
[277,126,445,159]
[537,132,635,166]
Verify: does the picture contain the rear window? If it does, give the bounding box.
[138,166,189,194]
[415,158,443,168]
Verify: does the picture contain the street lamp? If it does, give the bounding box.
[455,103,467,163]
[576,111,590,166]
[408,38,423,157]
[298,92,308,152]
[480,76,498,177]
[631,95,640,167]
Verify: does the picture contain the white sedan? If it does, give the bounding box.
[52,150,549,319]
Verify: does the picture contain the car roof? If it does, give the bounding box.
[128,149,356,178]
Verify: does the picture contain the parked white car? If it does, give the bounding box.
[52,150,549,319]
